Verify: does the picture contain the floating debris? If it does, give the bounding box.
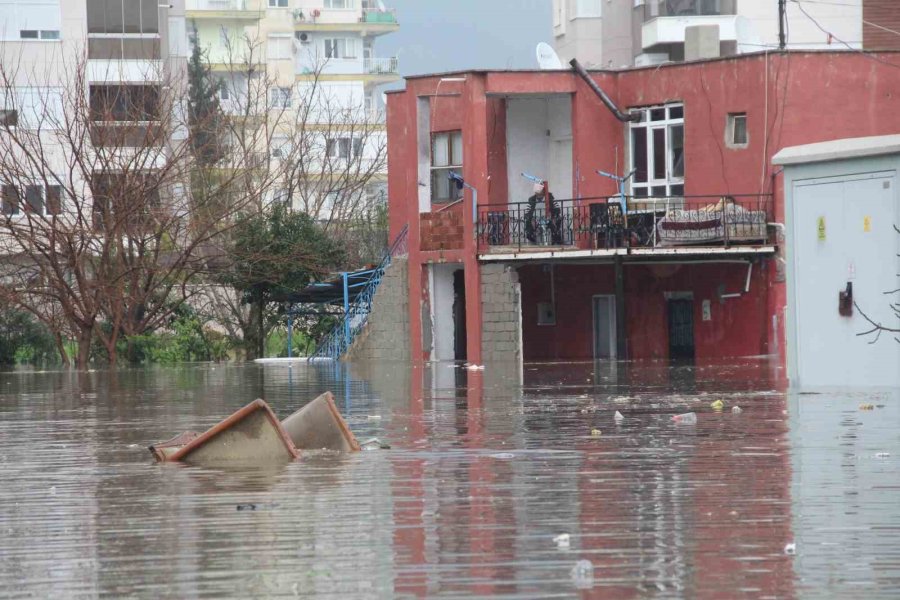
[553,533,571,549]
[489,452,515,460]
[732,406,743,415]
[859,404,875,411]
[590,429,602,438]
[360,438,391,451]
[466,364,485,371]
[283,392,360,452]
[672,412,698,425]
[614,411,625,423]
[875,452,891,459]
[711,399,725,411]
[784,542,796,555]
[570,559,594,589]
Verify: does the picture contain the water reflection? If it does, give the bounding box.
[0,361,897,597]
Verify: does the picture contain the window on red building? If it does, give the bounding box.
[629,103,684,198]
[431,130,463,204]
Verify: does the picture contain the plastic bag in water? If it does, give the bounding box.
[570,559,594,589]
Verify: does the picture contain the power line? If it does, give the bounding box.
[863,19,900,39]
[789,0,900,70]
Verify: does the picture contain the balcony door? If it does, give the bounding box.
[592,295,617,360]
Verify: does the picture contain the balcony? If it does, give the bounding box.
[642,0,738,53]
[643,0,736,20]
[364,56,398,76]
[476,194,775,259]
[185,0,263,20]
[362,8,397,24]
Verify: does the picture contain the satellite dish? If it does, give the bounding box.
[536,43,563,70]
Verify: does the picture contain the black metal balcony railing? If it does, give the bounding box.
[643,0,736,20]
[477,194,773,253]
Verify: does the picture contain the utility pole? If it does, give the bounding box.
[778,0,787,50]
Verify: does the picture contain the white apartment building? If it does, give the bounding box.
[186,0,399,215]
[0,0,397,220]
[552,0,893,69]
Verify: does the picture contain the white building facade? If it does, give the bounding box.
[551,0,887,69]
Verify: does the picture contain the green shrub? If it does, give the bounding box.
[0,310,58,366]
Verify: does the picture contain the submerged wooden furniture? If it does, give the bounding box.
[154,399,300,465]
[148,430,200,462]
[282,392,361,452]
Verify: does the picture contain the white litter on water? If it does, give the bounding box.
[553,533,571,549]
[466,364,485,371]
[784,542,796,555]
[614,411,625,422]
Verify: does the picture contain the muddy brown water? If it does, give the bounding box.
[0,360,897,598]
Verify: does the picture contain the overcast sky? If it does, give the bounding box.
[376,0,553,84]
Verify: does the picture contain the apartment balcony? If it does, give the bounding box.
[293,5,399,36]
[362,8,397,24]
[364,56,398,76]
[476,194,775,261]
[642,0,738,53]
[185,0,263,20]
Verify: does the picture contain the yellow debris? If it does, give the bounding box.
[711,399,725,411]
[590,429,602,438]
[859,404,875,411]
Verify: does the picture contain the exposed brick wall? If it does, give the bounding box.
[864,0,900,50]
[420,209,464,252]
[344,258,410,363]
[480,263,522,363]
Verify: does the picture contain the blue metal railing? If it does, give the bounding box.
[309,225,408,361]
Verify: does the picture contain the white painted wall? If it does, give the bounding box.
[506,95,573,204]
[430,263,460,362]
[736,0,863,50]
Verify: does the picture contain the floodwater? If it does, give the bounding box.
[0,360,898,599]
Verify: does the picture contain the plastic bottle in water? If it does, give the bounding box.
[672,412,697,424]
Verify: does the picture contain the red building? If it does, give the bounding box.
[385,51,900,366]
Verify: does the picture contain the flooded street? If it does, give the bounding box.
[0,361,898,599]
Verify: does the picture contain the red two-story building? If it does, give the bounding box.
[385,51,900,367]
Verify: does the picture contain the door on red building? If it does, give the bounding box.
[667,298,695,361]
[592,295,617,360]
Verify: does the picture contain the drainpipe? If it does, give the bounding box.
[720,261,754,300]
[570,59,642,123]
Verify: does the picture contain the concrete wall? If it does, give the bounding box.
[505,96,572,204]
[345,257,410,363]
[480,263,522,364]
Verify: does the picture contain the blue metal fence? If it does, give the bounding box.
[309,225,408,361]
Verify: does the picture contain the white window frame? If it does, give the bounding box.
[323,38,358,60]
[270,135,290,158]
[268,0,288,8]
[324,0,353,9]
[270,87,292,109]
[628,103,684,198]
[267,33,292,60]
[430,130,463,204]
[572,0,602,19]
[1,182,64,217]
[326,136,362,160]
[726,112,748,148]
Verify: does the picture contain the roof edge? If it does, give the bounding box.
[773,134,900,166]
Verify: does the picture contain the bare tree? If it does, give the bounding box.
[856,225,900,344]
[0,41,285,367]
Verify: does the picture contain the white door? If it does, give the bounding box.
[793,173,900,387]
[592,295,616,360]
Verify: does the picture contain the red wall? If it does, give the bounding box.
[519,262,769,362]
[387,52,900,364]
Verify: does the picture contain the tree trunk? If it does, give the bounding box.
[76,327,92,370]
[256,296,265,359]
[54,333,70,367]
